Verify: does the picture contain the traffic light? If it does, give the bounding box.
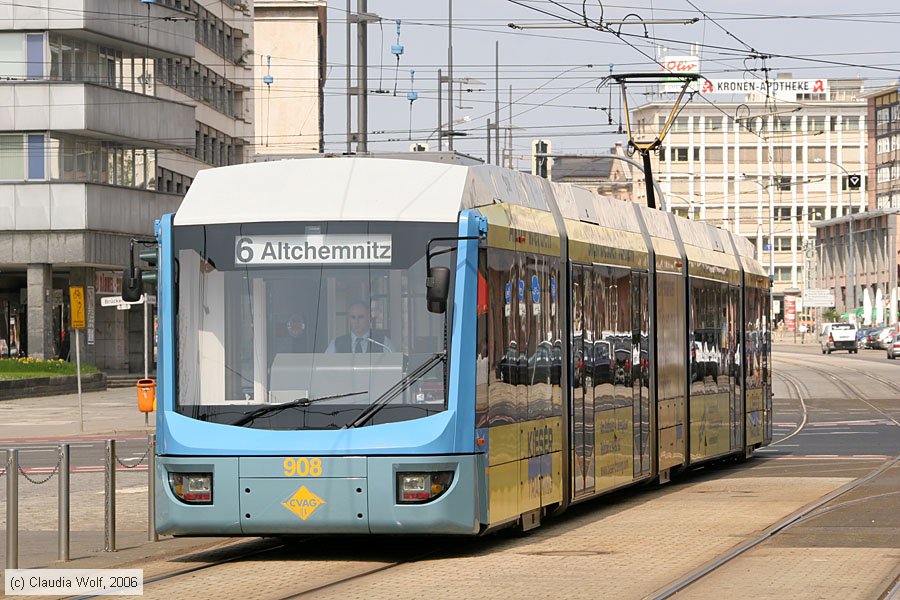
[140,246,159,285]
[532,139,551,179]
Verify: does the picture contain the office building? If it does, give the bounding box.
[0,0,254,371]
[630,76,867,317]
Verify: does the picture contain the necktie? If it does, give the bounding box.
[355,337,363,354]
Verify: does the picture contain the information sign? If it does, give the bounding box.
[802,289,836,308]
[69,287,86,329]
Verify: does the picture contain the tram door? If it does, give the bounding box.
[571,265,594,497]
[632,272,651,477]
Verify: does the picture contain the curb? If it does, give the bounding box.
[0,372,107,401]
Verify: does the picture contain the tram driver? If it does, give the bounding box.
[325,301,395,353]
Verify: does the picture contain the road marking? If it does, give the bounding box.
[756,455,889,460]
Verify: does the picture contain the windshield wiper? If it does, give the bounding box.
[231,390,368,427]
[345,351,447,429]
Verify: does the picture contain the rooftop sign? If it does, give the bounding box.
[700,78,828,100]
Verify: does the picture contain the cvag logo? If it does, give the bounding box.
[281,485,326,521]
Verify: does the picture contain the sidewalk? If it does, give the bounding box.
[0,386,153,442]
[0,387,229,580]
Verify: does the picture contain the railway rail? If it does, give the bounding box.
[649,353,900,599]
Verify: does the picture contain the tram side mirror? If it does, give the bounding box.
[122,266,144,302]
[426,267,451,314]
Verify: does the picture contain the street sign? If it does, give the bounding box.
[847,174,861,190]
[100,294,156,307]
[69,287,86,329]
[802,288,835,307]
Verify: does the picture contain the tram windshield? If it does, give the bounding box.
[172,221,455,430]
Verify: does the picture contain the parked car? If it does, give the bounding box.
[887,334,900,360]
[875,326,897,350]
[819,322,858,354]
[862,327,881,349]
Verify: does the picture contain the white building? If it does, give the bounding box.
[0,0,254,371]
[631,77,867,316]
[254,0,326,154]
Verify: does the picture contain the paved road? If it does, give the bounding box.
[1,344,899,599]
[762,344,900,460]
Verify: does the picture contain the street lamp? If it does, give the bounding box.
[426,115,471,143]
[814,158,857,316]
[742,174,776,322]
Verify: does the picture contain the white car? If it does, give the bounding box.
[819,322,858,354]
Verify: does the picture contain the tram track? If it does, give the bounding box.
[770,370,809,446]
[649,355,900,599]
[67,535,437,600]
[68,538,289,600]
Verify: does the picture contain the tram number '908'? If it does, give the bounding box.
[283,457,323,477]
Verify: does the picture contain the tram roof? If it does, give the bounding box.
[175,156,474,226]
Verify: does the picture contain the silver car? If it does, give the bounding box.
[887,335,900,360]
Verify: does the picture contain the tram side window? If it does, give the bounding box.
[476,249,489,428]
[690,279,730,394]
[486,249,519,428]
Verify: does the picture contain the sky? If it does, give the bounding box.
[305,1,900,166]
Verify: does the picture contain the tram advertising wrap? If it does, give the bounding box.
[134,156,771,536]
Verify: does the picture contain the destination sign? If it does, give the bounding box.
[235,234,392,266]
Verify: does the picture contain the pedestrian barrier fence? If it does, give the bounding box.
[3,435,157,569]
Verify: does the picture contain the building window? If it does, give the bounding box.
[775,266,792,282]
[843,116,860,131]
[27,134,45,180]
[775,207,793,221]
[0,134,24,180]
[26,33,44,80]
[775,176,792,191]
[808,207,825,221]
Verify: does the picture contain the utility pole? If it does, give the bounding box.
[437,68,442,151]
[357,0,368,153]
[447,0,454,150]
[495,41,500,165]
[346,1,378,153]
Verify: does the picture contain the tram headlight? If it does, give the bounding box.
[397,471,453,504]
[168,472,213,504]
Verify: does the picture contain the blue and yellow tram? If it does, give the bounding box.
[138,156,771,536]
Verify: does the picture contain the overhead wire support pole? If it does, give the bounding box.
[357,0,368,153]
[495,41,500,165]
[346,0,351,153]
[447,0,453,151]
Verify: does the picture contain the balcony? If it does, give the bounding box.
[0,83,195,149]
[0,0,193,57]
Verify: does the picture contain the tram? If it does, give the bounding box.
[129,155,771,536]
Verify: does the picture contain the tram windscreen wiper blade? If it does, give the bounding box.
[231,390,368,427]
[344,350,447,429]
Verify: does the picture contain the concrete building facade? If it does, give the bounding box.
[813,209,899,325]
[631,78,867,318]
[0,0,254,371]
[867,86,900,211]
[253,0,325,155]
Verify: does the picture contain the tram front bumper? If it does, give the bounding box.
[155,454,483,536]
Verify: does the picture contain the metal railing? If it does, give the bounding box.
[4,434,157,568]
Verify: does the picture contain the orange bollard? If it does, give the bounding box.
[137,379,156,412]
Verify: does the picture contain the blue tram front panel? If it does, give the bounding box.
[155,455,483,535]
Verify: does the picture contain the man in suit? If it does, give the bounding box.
[326,302,395,353]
